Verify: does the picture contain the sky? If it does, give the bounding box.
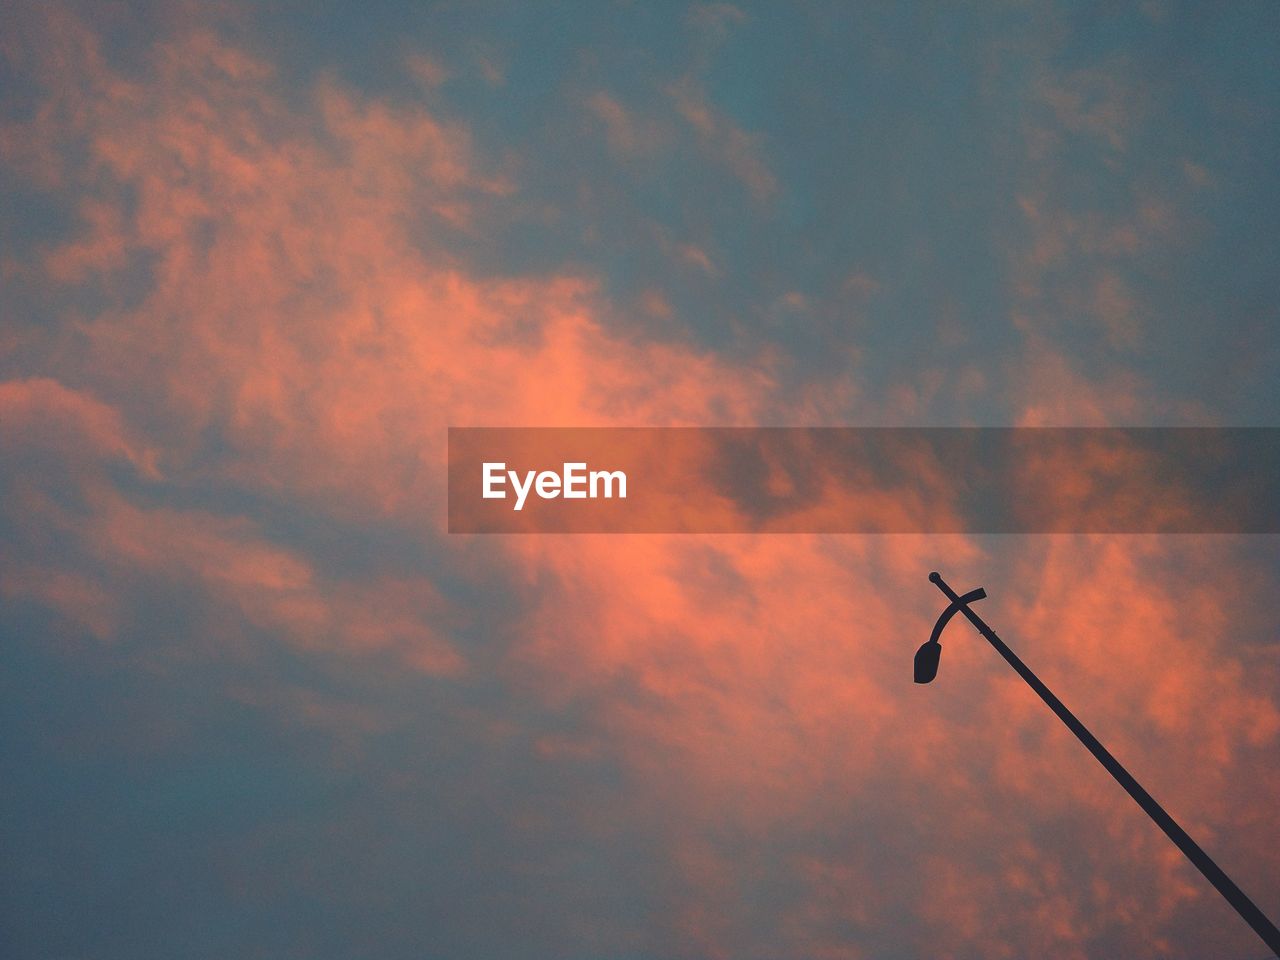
[2,2,1280,958]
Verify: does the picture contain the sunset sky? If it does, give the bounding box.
[3,2,1280,958]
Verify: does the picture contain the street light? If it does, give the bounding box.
[921,571,1280,957]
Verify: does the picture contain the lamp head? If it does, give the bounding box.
[914,641,941,684]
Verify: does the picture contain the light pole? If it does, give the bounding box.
[920,571,1280,957]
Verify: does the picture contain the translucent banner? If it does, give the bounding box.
[448,428,1280,533]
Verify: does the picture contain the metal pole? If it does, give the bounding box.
[928,571,1280,956]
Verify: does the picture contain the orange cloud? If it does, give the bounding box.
[3,9,1277,959]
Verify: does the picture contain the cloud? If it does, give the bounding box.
[669,77,778,202]
[585,91,668,160]
[3,7,1278,960]
[0,377,154,469]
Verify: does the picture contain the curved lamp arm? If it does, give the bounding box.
[914,580,986,684]
[927,583,987,647]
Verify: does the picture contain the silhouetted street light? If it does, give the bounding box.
[921,571,1280,957]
